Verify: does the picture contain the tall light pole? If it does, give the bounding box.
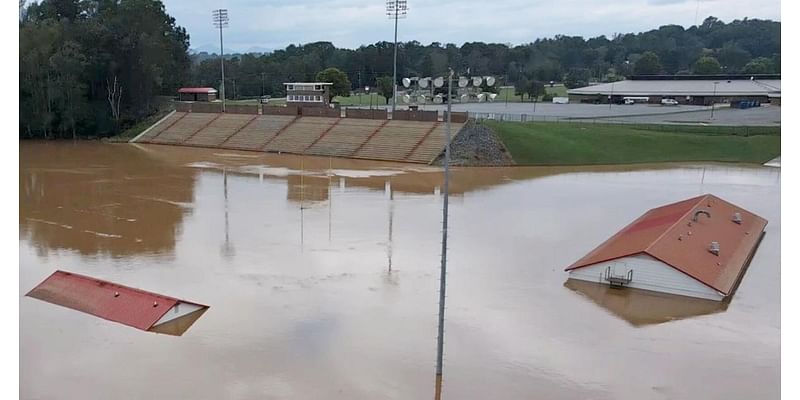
[386,1,407,116]
[710,81,719,119]
[212,9,229,112]
[435,68,453,395]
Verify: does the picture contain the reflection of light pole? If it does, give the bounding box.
[220,168,235,259]
[387,0,407,117]
[710,81,719,119]
[212,9,229,112]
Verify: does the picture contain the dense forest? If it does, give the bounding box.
[20,0,780,139]
[20,0,190,139]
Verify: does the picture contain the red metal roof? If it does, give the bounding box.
[178,87,218,94]
[26,270,207,332]
[565,194,767,295]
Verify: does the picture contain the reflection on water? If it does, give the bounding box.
[20,142,780,400]
[564,279,728,326]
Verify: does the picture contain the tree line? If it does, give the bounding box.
[20,2,779,139]
[20,0,190,139]
[191,16,779,100]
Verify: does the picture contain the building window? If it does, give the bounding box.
[315,85,321,91]
[287,85,294,91]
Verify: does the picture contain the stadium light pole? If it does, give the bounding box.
[434,68,454,398]
[213,9,229,112]
[387,1,407,116]
[710,81,719,119]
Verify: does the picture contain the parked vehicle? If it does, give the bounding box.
[623,96,649,105]
[552,97,569,104]
[661,98,679,106]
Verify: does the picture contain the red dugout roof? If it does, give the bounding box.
[178,87,218,94]
[26,270,208,334]
[565,194,767,296]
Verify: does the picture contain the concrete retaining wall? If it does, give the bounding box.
[264,106,299,116]
[190,102,224,113]
[346,108,388,120]
[174,102,192,112]
[225,104,259,114]
[393,110,438,122]
[445,111,469,123]
[302,107,341,118]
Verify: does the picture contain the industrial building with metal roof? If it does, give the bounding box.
[565,194,767,301]
[567,75,780,105]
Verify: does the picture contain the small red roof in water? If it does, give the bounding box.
[565,194,767,296]
[178,87,218,94]
[26,270,207,332]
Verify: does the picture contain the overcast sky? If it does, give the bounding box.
[161,0,781,53]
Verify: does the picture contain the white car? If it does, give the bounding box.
[661,98,679,106]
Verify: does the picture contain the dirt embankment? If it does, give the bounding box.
[433,120,515,166]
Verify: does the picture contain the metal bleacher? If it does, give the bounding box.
[134,112,465,164]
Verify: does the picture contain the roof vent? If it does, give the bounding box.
[709,241,720,256]
[693,209,711,222]
[732,212,742,224]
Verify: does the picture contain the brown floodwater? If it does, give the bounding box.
[19,141,781,400]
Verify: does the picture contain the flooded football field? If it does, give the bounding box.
[20,141,780,399]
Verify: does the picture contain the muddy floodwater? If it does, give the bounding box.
[20,142,780,399]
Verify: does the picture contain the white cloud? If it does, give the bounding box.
[162,0,781,52]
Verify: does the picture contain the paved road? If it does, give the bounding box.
[349,102,780,126]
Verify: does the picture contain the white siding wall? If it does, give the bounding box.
[152,302,205,326]
[568,254,724,301]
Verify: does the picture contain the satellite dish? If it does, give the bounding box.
[419,77,429,88]
[418,95,426,104]
[477,93,486,102]
[433,95,443,104]
[458,77,468,88]
[433,77,444,88]
[472,76,483,87]
[486,76,496,87]
[403,94,411,103]
[402,77,411,88]
[488,93,497,102]
[460,94,468,102]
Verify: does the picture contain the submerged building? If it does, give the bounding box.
[565,194,767,301]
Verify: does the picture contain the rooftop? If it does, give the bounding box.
[178,87,218,94]
[565,194,768,296]
[284,82,333,86]
[568,79,781,97]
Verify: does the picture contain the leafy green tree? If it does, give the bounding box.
[315,67,351,102]
[634,51,663,75]
[526,80,546,100]
[514,77,530,101]
[693,56,722,74]
[564,68,591,89]
[376,76,393,104]
[742,57,775,74]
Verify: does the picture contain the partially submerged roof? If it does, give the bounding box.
[26,270,208,336]
[566,194,767,296]
[178,87,218,94]
[567,79,781,97]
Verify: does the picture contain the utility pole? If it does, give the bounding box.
[435,67,453,393]
[260,72,266,97]
[387,1,407,117]
[212,9,229,112]
[710,81,719,119]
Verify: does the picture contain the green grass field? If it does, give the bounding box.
[486,121,780,165]
[333,93,388,106]
[494,85,567,102]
